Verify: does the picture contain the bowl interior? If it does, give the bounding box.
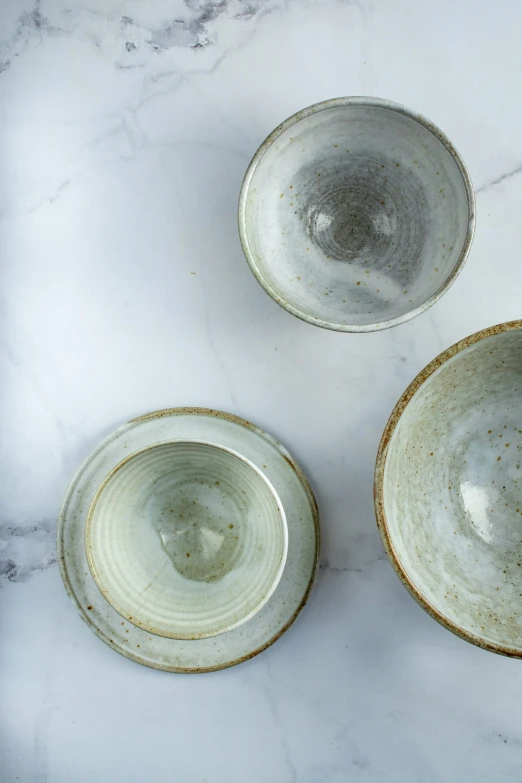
[86,440,288,640]
[241,101,472,330]
[383,328,522,651]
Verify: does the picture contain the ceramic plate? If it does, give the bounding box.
[58,408,320,672]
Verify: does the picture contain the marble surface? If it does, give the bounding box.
[1,0,522,780]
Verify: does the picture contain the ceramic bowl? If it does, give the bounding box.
[60,408,319,672]
[239,96,475,332]
[375,321,522,656]
[86,439,288,640]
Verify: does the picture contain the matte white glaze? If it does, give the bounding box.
[239,97,475,332]
[378,323,522,655]
[86,440,288,640]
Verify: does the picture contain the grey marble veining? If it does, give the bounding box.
[0,0,283,69]
[0,520,56,584]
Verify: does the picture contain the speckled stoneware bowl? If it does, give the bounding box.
[86,440,288,640]
[59,408,319,672]
[239,96,475,332]
[375,321,522,656]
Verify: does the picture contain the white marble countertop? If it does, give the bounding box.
[2,0,522,780]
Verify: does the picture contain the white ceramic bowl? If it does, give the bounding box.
[239,97,475,332]
[86,440,288,640]
[375,321,522,657]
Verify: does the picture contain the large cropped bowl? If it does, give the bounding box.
[86,440,288,640]
[375,322,522,656]
[239,97,475,332]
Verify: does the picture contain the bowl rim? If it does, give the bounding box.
[374,319,522,657]
[85,437,289,641]
[238,95,476,333]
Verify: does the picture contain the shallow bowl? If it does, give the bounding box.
[239,96,475,332]
[86,440,288,640]
[375,321,522,656]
